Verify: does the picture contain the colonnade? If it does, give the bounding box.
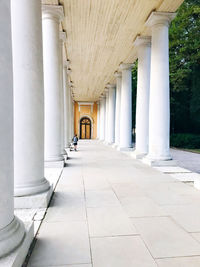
[99,12,176,164]
[0,1,176,259]
[0,1,74,259]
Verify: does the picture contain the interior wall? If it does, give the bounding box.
[74,102,97,139]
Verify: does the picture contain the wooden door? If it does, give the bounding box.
[80,118,91,139]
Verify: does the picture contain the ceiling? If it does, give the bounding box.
[43,0,184,101]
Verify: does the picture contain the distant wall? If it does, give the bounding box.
[74,102,97,139]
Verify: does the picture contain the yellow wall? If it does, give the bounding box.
[74,102,98,139]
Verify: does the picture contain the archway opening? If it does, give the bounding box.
[80,117,92,139]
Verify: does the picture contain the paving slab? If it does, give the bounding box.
[87,206,137,237]
[162,204,200,232]
[111,183,145,198]
[156,256,200,267]
[169,172,200,182]
[120,196,167,218]
[154,166,192,173]
[85,190,121,208]
[45,186,86,222]
[132,217,200,258]
[28,221,91,266]
[91,236,157,267]
[84,175,111,191]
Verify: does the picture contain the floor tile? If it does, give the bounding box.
[91,236,157,267]
[87,206,137,237]
[28,221,91,266]
[156,256,200,267]
[120,196,167,217]
[85,190,120,208]
[154,166,192,173]
[45,187,86,222]
[111,183,144,198]
[131,217,200,258]
[84,176,111,191]
[162,204,200,232]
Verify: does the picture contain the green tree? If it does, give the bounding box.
[169,0,200,133]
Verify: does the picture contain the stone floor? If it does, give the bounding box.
[27,140,200,267]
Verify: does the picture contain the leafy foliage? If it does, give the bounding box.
[170,133,200,148]
[169,0,200,134]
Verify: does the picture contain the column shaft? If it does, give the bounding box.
[108,85,116,144]
[59,32,66,155]
[63,65,70,148]
[12,0,50,196]
[114,72,122,146]
[97,102,100,139]
[119,64,133,149]
[42,5,64,162]
[146,12,176,160]
[0,1,25,257]
[134,36,151,157]
[105,91,109,142]
[99,97,106,140]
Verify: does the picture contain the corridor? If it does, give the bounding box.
[28,141,200,267]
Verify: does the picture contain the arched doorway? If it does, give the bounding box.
[80,117,91,139]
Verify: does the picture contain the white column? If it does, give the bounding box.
[72,100,75,136]
[0,1,25,257]
[59,31,67,155]
[12,0,50,196]
[99,96,106,141]
[42,5,64,162]
[145,12,176,161]
[68,91,72,142]
[63,62,70,148]
[97,101,100,139]
[133,36,151,158]
[119,63,134,150]
[114,72,122,146]
[107,84,116,144]
[105,89,109,143]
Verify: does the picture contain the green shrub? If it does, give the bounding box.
[170,133,200,149]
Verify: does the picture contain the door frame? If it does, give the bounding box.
[79,115,93,139]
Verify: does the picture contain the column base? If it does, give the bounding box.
[112,143,118,149]
[0,221,34,267]
[131,150,147,159]
[45,159,64,168]
[14,178,50,197]
[107,141,114,146]
[142,157,178,167]
[14,184,54,209]
[117,147,133,151]
[0,217,25,258]
[103,141,109,145]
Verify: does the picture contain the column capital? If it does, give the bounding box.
[145,11,176,28]
[114,71,122,78]
[67,68,72,74]
[106,83,116,89]
[119,63,134,71]
[100,95,106,99]
[42,5,64,22]
[64,59,70,68]
[134,36,151,47]
[60,31,67,42]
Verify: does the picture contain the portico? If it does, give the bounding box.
[0,0,185,265]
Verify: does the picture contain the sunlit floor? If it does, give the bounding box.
[28,140,200,267]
